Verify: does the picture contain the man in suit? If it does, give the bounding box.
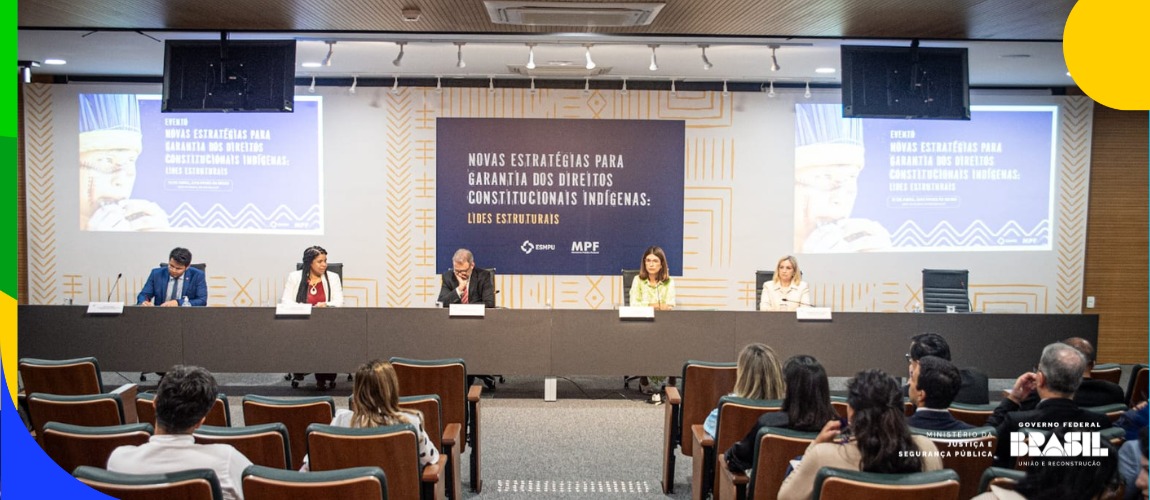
[1020,337,1124,409]
[438,248,495,308]
[906,332,990,404]
[137,247,207,306]
[907,355,975,431]
[988,342,1112,468]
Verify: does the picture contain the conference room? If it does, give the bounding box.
[12,0,1148,498]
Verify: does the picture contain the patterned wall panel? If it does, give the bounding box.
[384,89,417,307]
[24,84,57,305]
[1053,97,1093,313]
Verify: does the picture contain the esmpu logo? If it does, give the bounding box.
[1009,431,1109,457]
[520,240,535,254]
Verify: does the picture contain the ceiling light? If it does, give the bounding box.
[526,44,536,70]
[321,41,336,67]
[529,77,537,95]
[302,62,321,68]
[392,77,400,95]
[308,76,316,94]
[583,78,591,96]
[584,45,596,70]
[767,81,776,98]
[722,80,729,97]
[43,59,66,65]
[349,76,358,94]
[489,76,496,94]
[620,78,628,96]
[648,44,659,71]
[699,45,713,70]
[804,81,811,99]
[455,42,467,69]
[436,76,443,94]
[670,79,676,96]
[769,45,780,72]
[815,67,836,74]
[392,42,406,67]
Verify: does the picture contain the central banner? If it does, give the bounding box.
[437,118,685,276]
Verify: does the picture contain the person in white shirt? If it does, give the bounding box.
[761,255,812,311]
[107,365,252,500]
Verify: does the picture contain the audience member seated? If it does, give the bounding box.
[724,354,838,472]
[301,359,439,471]
[106,365,252,500]
[987,342,1112,469]
[905,332,990,404]
[702,343,785,437]
[776,369,943,500]
[1020,337,1125,409]
[1119,426,1148,500]
[973,427,1122,500]
[907,355,975,431]
[1116,402,1149,442]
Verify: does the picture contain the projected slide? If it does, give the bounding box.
[794,103,1056,253]
[78,93,323,233]
[437,118,685,275]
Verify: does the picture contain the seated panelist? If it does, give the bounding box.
[761,255,810,311]
[137,247,206,306]
[282,245,343,390]
[438,248,495,308]
[630,245,675,311]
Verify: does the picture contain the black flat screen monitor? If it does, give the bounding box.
[163,40,296,112]
[841,45,970,120]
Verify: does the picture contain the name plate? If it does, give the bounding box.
[796,306,832,321]
[449,304,486,317]
[618,306,655,320]
[275,303,312,317]
[86,302,124,315]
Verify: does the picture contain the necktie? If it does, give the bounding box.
[461,283,469,304]
[167,276,178,303]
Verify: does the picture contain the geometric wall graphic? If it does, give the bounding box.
[1053,96,1093,313]
[24,83,57,305]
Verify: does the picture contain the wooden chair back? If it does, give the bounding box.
[27,392,126,439]
[19,357,103,396]
[812,467,961,500]
[194,423,291,469]
[1127,364,1148,408]
[242,464,387,500]
[1090,363,1122,384]
[307,423,441,500]
[750,427,818,500]
[41,422,153,474]
[242,395,335,470]
[948,403,996,427]
[663,360,737,494]
[73,466,223,500]
[693,397,782,500]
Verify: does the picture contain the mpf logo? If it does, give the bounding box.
[1009,431,1109,457]
[521,240,536,254]
[571,241,600,255]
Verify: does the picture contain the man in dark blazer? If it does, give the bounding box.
[136,247,207,306]
[906,332,990,404]
[438,248,495,308]
[907,355,975,431]
[988,342,1112,468]
[1020,337,1124,409]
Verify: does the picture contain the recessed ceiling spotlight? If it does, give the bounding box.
[815,67,836,74]
[302,62,322,68]
[44,59,67,65]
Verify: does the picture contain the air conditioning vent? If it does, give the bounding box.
[508,64,613,77]
[484,1,665,27]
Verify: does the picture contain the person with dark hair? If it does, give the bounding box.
[725,355,840,472]
[1021,337,1124,409]
[906,332,989,404]
[987,342,1112,468]
[907,356,974,431]
[107,365,251,500]
[301,360,439,471]
[629,245,675,310]
[974,427,1122,500]
[777,369,942,500]
[437,248,495,307]
[137,247,207,306]
[282,245,343,389]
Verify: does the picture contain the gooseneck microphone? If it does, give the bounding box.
[781,297,816,308]
[107,273,122,302]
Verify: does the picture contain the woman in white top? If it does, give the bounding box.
[301,359,440,471]
[282,246,344,390]
[761,255,811,311]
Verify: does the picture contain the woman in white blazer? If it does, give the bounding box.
[282,245,344,389]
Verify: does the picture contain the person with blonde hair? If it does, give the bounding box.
[301,360,439,471]
[703,343,786,436]
[761,255,812,311]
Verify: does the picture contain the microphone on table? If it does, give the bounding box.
[781,297,816,308]
[107,273,122,302]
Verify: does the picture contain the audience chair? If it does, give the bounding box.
[1102,426,1127,447]
[754,270,774,310]
[948,402,997,427]
[661,360,737,494]
[921,269,970,313]
[692,396,783,500]
[242,395,335,470]
[1127,364,1148,408]
[912,426,997,500]
[73,465,224,500]
[40,422,153,474]
[717,426,818,500]
[831,395,914,419]
[18,357,139,433]
[1084,403,1129,423]
[812,467,961,500]
[399,394,458,499]
[390,357,482,493]
[137,392,231,428]
[1090,363,1122,384]
[194,423,291,470]
[27,392,133,441]
[307,423,447,500]
[242,464,388,500]
[978,466,1025,494]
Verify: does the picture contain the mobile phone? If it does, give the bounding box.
[838,417,852,443]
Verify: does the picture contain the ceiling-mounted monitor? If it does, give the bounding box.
[841,45,970,120]
[163,40,296,112]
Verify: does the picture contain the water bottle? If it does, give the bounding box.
[181,296,190,307]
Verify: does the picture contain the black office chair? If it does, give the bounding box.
[286,262,347,388]
[922,269,971,313]
[621,269,642,389]
[754,270,774,310]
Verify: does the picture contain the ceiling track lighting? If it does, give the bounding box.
[648,44,659,71]
[435,76,443,93]
[584,44,596,70]
[349,75,358,94]
[525,43,536,70]
[392,42,406,67]
[767,80,776,98]
[455,42,467,69]
[308,76,316,94]
[769,45,780,72]
[322,41,336,67]
[804,81,812,99]
[670,79,677,96]
[392,77,400,95]
[620,78,629,95]
[699,44,713,70]
[722,80,729,96]
[529,77,537,95]
[489,76,496,94]
[583,78,591,96]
